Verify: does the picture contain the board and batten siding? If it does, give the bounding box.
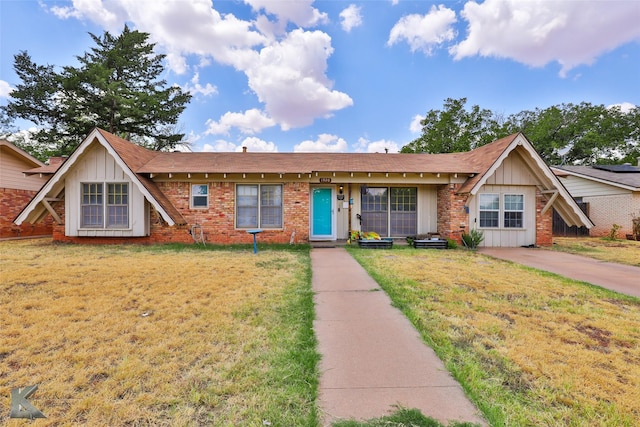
[65,144,148,237]
[468,152,538,247]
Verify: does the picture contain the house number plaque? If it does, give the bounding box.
[319,178,332,183]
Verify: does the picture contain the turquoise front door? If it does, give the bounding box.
[311,187,333,239]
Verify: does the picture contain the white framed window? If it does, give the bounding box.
[81,182,129,228]
[236,184,282,229]
[191,184,209,209]
[478,193,524,229]
[479,193,499,228]
[503,194,524,228]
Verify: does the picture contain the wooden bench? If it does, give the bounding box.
[413,239,447,250]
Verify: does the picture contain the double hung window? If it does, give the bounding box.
[478,193,524,229]
[236,184,282,228]
[81,183,129,228]
[191,184,209,208]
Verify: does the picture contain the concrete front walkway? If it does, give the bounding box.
[480,247,640,298]
[312,248,486,426]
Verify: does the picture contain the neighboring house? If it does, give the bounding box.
[552,163,640,238]
[0,139,56,238]
[15,128,592,247]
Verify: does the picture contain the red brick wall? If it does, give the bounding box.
[52,181,311,245]
[535,188,553,246]
[436,184,469,244]
[0,188,53,238]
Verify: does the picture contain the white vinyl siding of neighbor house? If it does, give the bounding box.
[0,148,47,191]
[469,152,538,247]
[65,144,148,237]
[558,174,631,197]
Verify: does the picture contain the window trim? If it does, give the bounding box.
[478,192,525,229]
[190,183,209,209]
[503,193,525,229]
[80,181,130,230]
[235,184,283,229]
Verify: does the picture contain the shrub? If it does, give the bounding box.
[461,229,484,249]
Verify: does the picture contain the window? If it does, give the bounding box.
[390,188,417,236]
[107,183,129,228]
[82,183,103,228]
[191,184,209,208]
[236,184,282,228]
[503,194,524,228]
[478,193,524,229]
[361,187,417,237]
[81,182,129,228]
[479,194,499,228]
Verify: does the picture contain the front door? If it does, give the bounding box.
[311,187,335,240]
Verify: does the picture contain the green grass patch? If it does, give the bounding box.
[333,407,480,427]
[347,246,640,426]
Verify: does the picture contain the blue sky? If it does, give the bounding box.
[1,0,639,153]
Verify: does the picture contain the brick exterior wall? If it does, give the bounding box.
[535,187,553,246]
[53,181,311,245]
[583,193,639,238]
[436,184,470,244]
[0,188,53,238]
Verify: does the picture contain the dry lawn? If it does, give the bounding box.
[349,247,640,426]
[0,239,317,426]
[552,237,640,267]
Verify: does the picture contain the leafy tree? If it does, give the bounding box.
[403,98,639,165]
[2,25,191,160]
[510,102,639,165]
[401,98,506,153]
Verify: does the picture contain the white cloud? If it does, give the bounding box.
[184,72,218,96]
[354,137,399,153]
[388,5,457,55]
[245,0,328,28]
[409,114,424,133]
[608,102,636,114]
[201,139,237,152]
[238,136,278,152]
[46,0,352,132]
[245,29,353,130]
[451,0,640,77]
[294,134,348,152]
[340,5,363,33]
[205,109,275,135]
[0,80,13,98]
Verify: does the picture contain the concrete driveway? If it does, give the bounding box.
[479,247,640,298]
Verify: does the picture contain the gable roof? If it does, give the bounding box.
[15,128,185,226]
[1,139,45,169]
[15,128,593,229]
[456,133,593,228]
[552,165,640,191]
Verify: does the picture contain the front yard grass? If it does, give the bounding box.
[348,246,640,426]
[551,237,640,267]
[0,239,318,426]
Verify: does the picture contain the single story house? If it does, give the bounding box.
[15,128,592,247]
[552,163,640,238]
[0,139,54,238]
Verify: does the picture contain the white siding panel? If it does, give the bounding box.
[0,149,48,191]
[558,175,628,197]
[470,184,536,247]
[66,143,148,237]
[417,185,437,234]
